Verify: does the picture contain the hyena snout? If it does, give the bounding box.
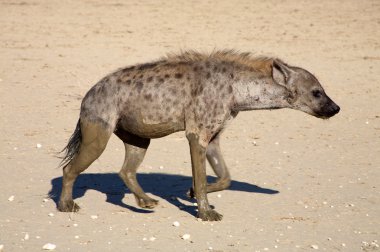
[316,96,340,118]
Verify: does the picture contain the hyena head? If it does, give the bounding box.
[272,60,340,119]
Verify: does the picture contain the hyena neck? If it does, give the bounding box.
[231,76,291,112]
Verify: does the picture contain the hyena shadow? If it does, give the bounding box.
[49,172,279,216]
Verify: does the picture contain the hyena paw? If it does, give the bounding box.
[58,200,80,212]
[198,209,223,221]
[136,197,159,209]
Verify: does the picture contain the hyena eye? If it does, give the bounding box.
[312,90,322,98]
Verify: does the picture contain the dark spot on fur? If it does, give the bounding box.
[97,85,106,95]
[144,94,152,101]
[158,77,164,83]
[195,99,200,106]
[203,95,209,104]
[139,74,144,79]
[197,85,204,94]
[213,66,218,72]
[193,66,198,72]
[136,81,143,93]
[212,109,217,117]
[175,73,183,79]
[228,86,233,93]
[186,75,191,81]
[164,74,170,79]
[222,67,227,73]
[126,80,131,85]
[191,89,196,97]
[230,73,234,79]
[213,80,218,87]
[170,87,177,95]
[147,76,153,82]
[205,62,211,68]
[206,72,211,79]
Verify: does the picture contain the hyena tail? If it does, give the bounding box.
[59,120,82,169]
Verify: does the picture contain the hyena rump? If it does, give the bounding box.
[59,50,340,221]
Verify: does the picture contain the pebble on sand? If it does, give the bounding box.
[172,221,180,227]
[0,244,4,251]
[311,244,319,249]
[36,143,42,148]
[8,195,15,201]
[181,234,191,240]
[42,243,56,250]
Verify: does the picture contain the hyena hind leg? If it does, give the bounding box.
[115,129,158,209]
[58,121,112,212]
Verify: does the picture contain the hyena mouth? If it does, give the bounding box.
[315,103,340,119]
[315,113,332,120]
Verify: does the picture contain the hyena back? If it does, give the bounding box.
[59,50,339,221]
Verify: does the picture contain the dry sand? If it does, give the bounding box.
[0,0,379,251]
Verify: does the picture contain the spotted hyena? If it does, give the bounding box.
[58,50,340,221]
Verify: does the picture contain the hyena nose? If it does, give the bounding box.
[323,100,340,117]
[333,103,340,114]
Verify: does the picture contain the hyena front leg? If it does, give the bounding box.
[187,134,231,198]
[115,129,158,209]
[187,132,223,221]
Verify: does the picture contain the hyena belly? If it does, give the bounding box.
[117,107,185,139]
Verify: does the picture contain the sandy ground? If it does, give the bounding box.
[1,0,379,251]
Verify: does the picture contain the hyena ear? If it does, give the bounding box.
[272,59,294,86]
